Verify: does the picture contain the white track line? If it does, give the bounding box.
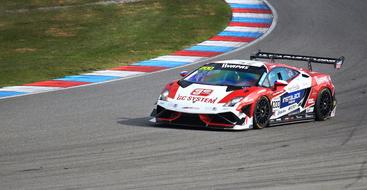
[0,86,62,93]
[226,0,264,4]
[152,55,205,62]
[198,41,248,47]
[224,26,268,33]
[232,13,273,18]
[85,70,145,77]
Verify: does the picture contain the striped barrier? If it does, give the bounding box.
[0,0,275,99]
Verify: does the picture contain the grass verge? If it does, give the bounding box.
[0,0,231,87]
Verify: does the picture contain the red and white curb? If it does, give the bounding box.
[0,0,276,100]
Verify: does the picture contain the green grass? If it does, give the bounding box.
[0,0,231,87]
[0,0,102,11]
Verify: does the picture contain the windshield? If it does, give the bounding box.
[184,63,267,87]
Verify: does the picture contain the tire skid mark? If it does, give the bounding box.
[344,160,367,189]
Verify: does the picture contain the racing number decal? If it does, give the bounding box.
[272,100,280,108]
[199,66,214,71]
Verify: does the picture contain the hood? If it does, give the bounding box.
[160,82,264,114]
[172,83,238,105]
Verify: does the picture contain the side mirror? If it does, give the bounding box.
[274,80,288,90]
[180,71,189,77]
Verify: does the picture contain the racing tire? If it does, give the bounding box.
[315,88,333,121]
[253,96,271,129]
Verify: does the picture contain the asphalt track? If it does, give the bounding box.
[1,0,367,189]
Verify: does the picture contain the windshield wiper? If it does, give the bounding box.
[177,80,192,88]
[226,85,244,92]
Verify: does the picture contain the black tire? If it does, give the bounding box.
[315,88,333,121]
[253,96,271,129]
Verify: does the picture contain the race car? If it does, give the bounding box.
[150,51,344,130]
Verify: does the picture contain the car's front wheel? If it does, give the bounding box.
[315,88,333,121]
[253,96,271,129]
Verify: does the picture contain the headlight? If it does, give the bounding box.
[159,89,169,101]
[223,96,244,107]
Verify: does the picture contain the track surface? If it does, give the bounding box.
[1,0,367,189]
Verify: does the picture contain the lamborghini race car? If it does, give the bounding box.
[150,51,344,130]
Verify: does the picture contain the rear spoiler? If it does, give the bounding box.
[250,51,345,71]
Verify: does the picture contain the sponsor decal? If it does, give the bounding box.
[275,103,298,117]
[283,93,300,104]
[288,108,300,116]
[257,54,338,64]
[277,109,287,116]
[307,98,315,105]
[315,76,329,85]
[182,106,199,110]
[177,95,217,104]
[286,84,301,92]
[288,104,298,111]
[272,100,280,108]
[273,112,310,123]
[299,81,311,88]
[190,88,213,96]
[280,90,305,108]
[199,66,214,71]
[221,63,249,70]
[306,107,314,113]
[306,114,314,118]
[295,115,304,119]
[257,89,266,94]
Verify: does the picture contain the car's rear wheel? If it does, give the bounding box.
[253,96,271,129]
[315,88,333,121]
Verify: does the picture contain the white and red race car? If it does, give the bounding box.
[150,51,344,130]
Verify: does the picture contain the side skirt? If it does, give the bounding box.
[269,110,315,126]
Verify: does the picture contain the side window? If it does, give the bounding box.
[283,68,299,81]
[262,67,300,87]
[262,67,287,87]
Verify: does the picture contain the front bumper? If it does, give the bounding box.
[150,100,253,130]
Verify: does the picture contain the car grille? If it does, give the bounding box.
[155,106,241,128]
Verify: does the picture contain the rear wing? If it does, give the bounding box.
[250,51,345,71]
